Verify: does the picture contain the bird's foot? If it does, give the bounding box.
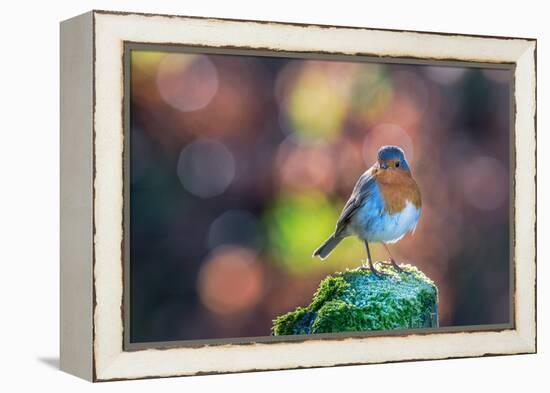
[379,259,410,274]
[359,260,385,277]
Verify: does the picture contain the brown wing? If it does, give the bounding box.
[334,167,376,235]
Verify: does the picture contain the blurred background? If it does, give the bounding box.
[129,49,511,343]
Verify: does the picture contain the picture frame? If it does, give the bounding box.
[60,10,537,382]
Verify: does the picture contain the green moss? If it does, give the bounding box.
[272,263,438,335]
[272,307,307,336]
[309,275,350,311]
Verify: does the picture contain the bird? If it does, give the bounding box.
[313,145,421,275]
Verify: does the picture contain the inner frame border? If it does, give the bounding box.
[122,41,517,352]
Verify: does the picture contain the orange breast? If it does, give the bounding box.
[375,169,422,214]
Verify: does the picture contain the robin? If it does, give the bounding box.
[313,145,421,275]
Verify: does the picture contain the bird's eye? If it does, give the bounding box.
[395,162,400,168]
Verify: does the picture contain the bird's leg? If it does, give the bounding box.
[361,241,384,276]
[381,243,405,273]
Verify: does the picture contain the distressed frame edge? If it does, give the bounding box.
[90,11,537,382]
[59,11,95,381]
[513,40,537,354]
[91,8,537,42]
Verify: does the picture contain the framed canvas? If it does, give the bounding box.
[60,10,537,382]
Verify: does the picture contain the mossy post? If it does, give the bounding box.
[272,263,438,335]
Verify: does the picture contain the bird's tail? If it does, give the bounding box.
[313,234,343,260]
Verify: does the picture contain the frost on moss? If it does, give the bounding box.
[272,264,438,335]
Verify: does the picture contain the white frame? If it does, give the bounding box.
[60,10,536,382]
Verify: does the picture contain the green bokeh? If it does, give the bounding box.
[264,192,365,274]
[286,70,348,141]
[349,65,394,120]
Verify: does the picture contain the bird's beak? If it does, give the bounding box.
[380,162,389,169]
